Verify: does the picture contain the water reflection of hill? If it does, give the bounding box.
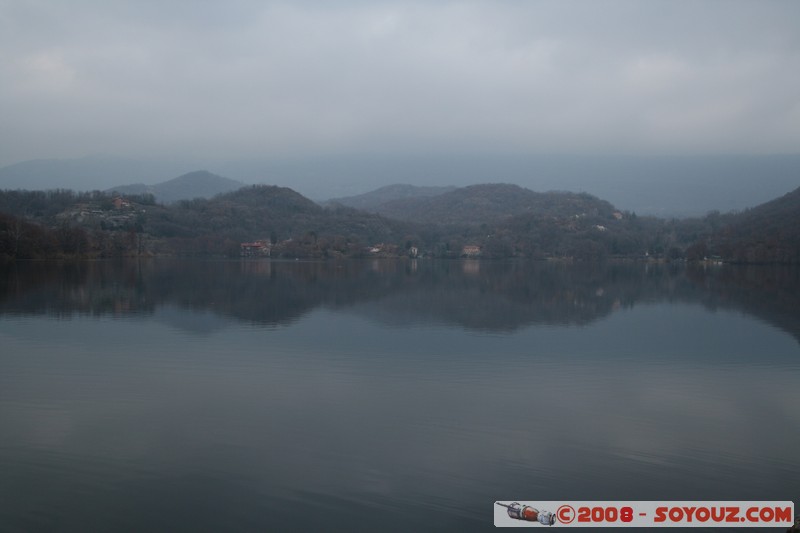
[1,259,798,340]
[686,264,800,343]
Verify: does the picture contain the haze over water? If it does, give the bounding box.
[0,259,798,531]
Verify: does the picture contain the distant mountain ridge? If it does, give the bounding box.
[337,183,617,226]
[0,156,193,191]
[3,154,800,216]
[109,171,246,203]
[328,184,457,211]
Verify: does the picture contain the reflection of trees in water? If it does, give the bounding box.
[1,259,798,339]
[0,260,153,318]
[686,264,800,343]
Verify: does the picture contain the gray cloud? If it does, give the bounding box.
[1,0,799,165]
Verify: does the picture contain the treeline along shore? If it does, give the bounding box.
[1,181,799,263]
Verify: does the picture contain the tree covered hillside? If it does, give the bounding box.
[0,186,413,258]
[1,181,799,262]
[703,185,800,263]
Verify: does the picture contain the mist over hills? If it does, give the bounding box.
[108,171,246,203]
[0,156,191,192]
[2,154,799,217]
[328,184,457,211]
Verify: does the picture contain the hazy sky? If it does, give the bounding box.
[1,0,799,166]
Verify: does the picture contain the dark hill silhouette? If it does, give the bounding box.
[140,184,408,256]
[731,185,800,232]
[709,185,800,263]
[217,184,323,212]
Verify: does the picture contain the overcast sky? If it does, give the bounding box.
[1,0,799,166]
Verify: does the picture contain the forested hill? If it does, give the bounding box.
[372,183,617,225]
[702,185,800,263]
[217,184,322,211]
[145,184,325,243]
[0,185,410,258]
[1,181,799,263]
[730,184,800,232]
[139,185,411,255]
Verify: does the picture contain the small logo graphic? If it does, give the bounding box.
[496,502,556,526]
[557,504,576,524]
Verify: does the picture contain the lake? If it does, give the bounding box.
[0,259,798,531]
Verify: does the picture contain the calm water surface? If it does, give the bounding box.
[0,259,798,532]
